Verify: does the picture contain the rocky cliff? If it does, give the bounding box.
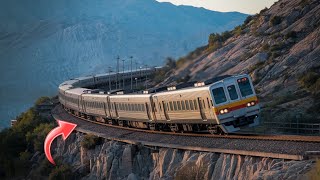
[44,132,315,180]
[159,0,320,123]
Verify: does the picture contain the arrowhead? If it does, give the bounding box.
[57,120,77,140]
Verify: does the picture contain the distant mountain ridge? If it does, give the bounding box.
[0,0,247,128]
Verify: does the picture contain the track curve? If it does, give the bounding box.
[52,105,320,160]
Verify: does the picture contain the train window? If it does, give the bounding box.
[141,104,145,111]
[159,103,162,111]
[169,102,173,111]
[124,104,127,111]
[212,87,227,104]
[207,98,211,108]
[203,100,206,109]
[166,103,170,111]
[189,100,194,110]
[185,100,190,110]
[173,101,177,111]
[237,77,253,97]
[194,100,198,110]
[181,101,185,110]
[177,101,181,110]
[227,85,239,100]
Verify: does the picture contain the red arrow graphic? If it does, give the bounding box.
[44,120,77,165]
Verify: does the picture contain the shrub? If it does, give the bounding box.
[261,43,270,51]
[81,134,101,149]
[48,165,74,180]
[244,15,253,25]
[249,61,265,73]
[26,123,54,152]
[299,72,319,88]
[259,7,268,14]
[307,160,320,180]
[285,31,297,40]
[233,26,243,36]
[270,16,282,26]
[35,96,51,106]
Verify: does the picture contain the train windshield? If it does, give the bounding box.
[237,77,253,97]
[227,85,238,100]
[212,87,227,104]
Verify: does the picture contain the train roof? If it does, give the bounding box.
[65,88,90,95]
[110,93,152,99]
[82,93,109,97]
[59,84,73,91]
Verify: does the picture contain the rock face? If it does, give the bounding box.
[54,132,314,180]
[161,0,320,123]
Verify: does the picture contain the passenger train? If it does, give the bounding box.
[58,71,260,134]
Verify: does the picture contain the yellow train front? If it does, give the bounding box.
[209,74,260,133]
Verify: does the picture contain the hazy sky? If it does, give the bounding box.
[156,0,278,14]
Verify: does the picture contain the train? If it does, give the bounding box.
[58,71,260,134]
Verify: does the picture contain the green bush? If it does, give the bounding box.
[299,72,319,88]
[270,43,285,51]
[35,96,51,106]
[81,134,101,149]
[26,123,54,152]
[307,160,320,180]
[285,31,297,39]
[299,71,320,96]
[244,15,253,25]
[48,165,75,180]
[233,26,243,36]
[259,7,268,14]
[249,61,265,73]
[270,16,282,26]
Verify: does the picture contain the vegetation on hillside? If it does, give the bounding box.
[0,97,77,179]
[81,134,102,150]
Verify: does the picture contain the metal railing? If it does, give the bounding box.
[263,121,320,135]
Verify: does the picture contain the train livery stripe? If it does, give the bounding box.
[213,96,258,114]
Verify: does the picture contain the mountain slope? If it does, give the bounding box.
[0,0,247,128]
[161,0,320,122]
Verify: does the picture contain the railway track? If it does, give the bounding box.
[53,105,320,143]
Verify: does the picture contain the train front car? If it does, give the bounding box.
[210,74,260,133]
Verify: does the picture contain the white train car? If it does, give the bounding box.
[109,94,153,128]
[81,93,109,121]
[64,88,89,116]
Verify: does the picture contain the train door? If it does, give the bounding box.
[153,97,163,120]
[162,101,170,120]
[197,97,207,120]
[106,97,112,119]
[145,103,152,120]
[114,102,119,118]
[81,95,86,113]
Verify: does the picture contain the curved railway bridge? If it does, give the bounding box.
[52,105,320,161]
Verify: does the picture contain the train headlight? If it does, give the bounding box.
[247,101,256,107]
[219,108,229,114]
